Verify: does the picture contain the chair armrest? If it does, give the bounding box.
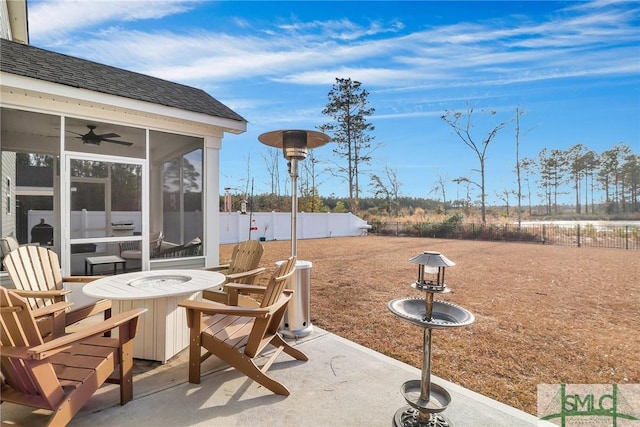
[28,308,148,360]
[203,264,230,272]
[225,283,267,306]
[179,299,270,318]
[12,289,71,299]
[225,267,266,283]
[31,301,73,319]
[62,275,104,283]
[226,283,267,295]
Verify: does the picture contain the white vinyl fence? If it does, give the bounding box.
[219,211,371,243]
[27,210,371,245]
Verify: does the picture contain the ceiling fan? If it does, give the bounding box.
[69,125,133,146]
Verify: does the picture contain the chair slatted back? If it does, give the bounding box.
[228,240,264,276]
[3,246,64,310]
[260,257,296,309]
[0,286,63,405]
[244,257,296,357]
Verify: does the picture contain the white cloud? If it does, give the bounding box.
[273,67,427,87]
[276,18,404,41]
[29,0,198,39]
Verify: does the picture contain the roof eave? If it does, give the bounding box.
[1,72,247,135]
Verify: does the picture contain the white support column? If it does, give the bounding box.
[203,136,221,267]
[60,116,70,274]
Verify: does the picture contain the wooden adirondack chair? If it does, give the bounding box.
[180,256,308,396]
[202,239,266,305]
[2,245,112,338]
[0,286,146,427]
[1,235,38,271]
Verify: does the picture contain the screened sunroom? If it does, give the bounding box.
[0,39,246,279]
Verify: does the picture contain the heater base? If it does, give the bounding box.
[280,323,313,339]
[393,407,453,427]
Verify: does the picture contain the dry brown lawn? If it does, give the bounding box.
[220,236,639,415]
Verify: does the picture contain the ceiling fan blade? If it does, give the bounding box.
[96,133,120,139]
[102,138,134,146]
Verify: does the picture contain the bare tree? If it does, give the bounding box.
[261,148,285,211]
[441,106,506,223]
[520,157,536,216]
[496,189,516,218]
[430,173,449,214]
[261,148,281,196]
[300,149,325,212]
[514,107,534,227]
[240,153,252,201]
[453,177,474,215]
[369,166,401,217]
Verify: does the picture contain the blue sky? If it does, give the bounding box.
[28,0,639,205]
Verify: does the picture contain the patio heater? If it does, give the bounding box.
[258,129,331,338]
[387,251,475,427]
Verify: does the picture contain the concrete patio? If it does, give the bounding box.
[1,326,540,427]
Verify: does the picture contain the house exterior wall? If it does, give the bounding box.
[1,151,16,238]
[0,0,10,40]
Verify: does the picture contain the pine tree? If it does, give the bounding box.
[319,78,378,213]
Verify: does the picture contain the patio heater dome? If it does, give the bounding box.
[257,129,331,258]
[258,129,331,161]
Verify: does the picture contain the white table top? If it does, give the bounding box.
[83,269,225,300]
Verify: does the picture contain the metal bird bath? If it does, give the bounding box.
[387,251,475,427]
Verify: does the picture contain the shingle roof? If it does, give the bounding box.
[0,39,246,123]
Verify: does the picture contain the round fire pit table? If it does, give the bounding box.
[84,269,225,363]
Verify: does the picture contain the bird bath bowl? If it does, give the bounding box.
[388,298,475,329]
[128,275,191,288]
[400,380,451,413]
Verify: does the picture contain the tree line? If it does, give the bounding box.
[529,143,638,216]
[249,77,638,221]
